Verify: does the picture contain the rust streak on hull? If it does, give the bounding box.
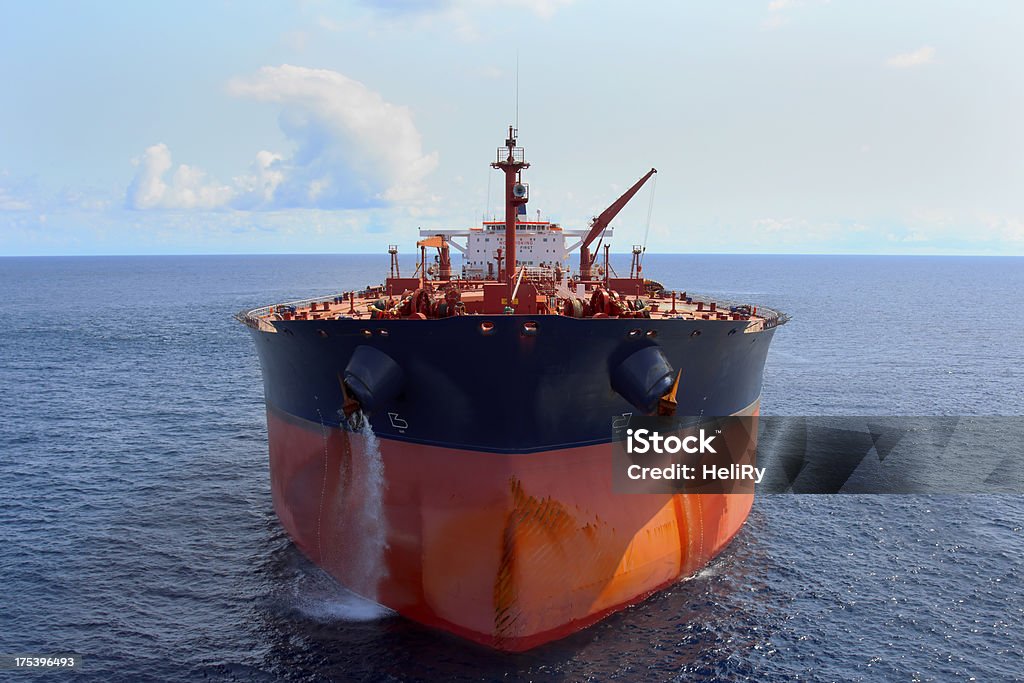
[266,401,759,651]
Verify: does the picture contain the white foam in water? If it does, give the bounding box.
[348,419,389,602]
[691,557,726,581]
[296,583,395,623]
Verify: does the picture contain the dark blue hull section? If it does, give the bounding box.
[249,315,776,453]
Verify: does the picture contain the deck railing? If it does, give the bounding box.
[235,286,789,331]
[235,290,375,331]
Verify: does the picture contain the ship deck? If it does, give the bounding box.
[242,281,783,334]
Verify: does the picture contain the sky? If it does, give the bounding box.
[1,0,1022,256]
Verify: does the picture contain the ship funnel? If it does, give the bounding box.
[344,346,405,415]
[611,346,675,413]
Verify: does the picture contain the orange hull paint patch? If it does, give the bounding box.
[265,404,758,651]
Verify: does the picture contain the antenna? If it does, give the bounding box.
[515,50,520,130]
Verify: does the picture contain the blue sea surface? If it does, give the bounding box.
[0,254,1021,681]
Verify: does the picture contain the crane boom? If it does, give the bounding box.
[579,167,657,281]
[582,168,657,250]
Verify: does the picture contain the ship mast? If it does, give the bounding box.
[491,126,529,302]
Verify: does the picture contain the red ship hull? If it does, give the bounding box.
[266,400,759,651]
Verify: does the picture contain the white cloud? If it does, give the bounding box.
[887,46,936,68]
[228,65,438,206]
[126,143,233,210]
[232,151,285,208]
[125,65,438,211]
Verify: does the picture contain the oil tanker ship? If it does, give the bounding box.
[238,127,785,651]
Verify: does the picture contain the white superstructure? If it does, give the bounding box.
[418,220,611,280]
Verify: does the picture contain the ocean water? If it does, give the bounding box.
[0,254,1021,682]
